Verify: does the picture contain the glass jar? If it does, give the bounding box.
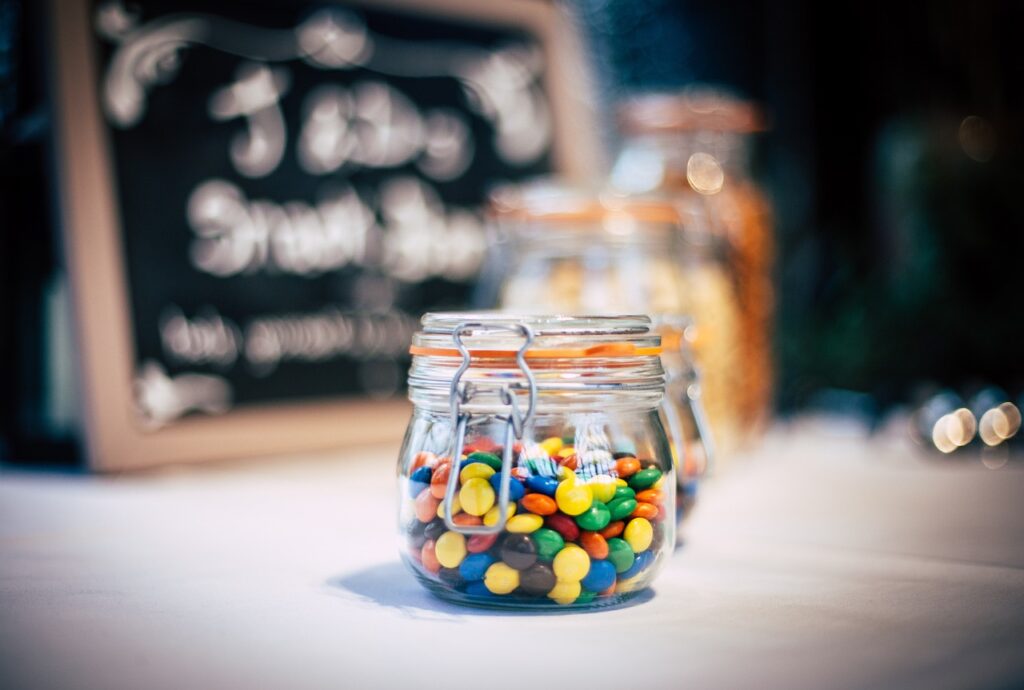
[399,313,674,609]
[489,184,742,460]
[614,88,775,447]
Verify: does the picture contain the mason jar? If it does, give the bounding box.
[399,313,674,609]
[615,88,775,447]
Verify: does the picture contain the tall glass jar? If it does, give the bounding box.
[489,184,742,459]
[614,88,775,445]
[399,313,674,609]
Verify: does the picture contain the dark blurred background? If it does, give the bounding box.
[2,0,1023,458]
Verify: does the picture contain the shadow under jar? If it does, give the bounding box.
[399,313,675,610]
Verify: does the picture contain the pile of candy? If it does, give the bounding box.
[401,436,671,607]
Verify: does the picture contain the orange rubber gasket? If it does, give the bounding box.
[409,342,662,359]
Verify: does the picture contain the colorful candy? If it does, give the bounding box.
[402,435,670,607]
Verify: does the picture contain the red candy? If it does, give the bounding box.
[545,513,580,542]
[467,533,499,553]
[421,540,441,573]
[430,460,452,499]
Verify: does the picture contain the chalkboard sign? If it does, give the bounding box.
[50,0,597,469]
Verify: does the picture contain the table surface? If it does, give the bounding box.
[2,420,1023,690]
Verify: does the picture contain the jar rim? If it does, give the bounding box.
[617,88,767,134]
[488,181,680,226]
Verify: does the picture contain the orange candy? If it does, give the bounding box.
[615,457,641,477]
[511,467,530,480]
[415,490,441,522]
[579,531,609,560]
[410,451,440,472]
[600,583,616,597]
[599,520,625,539]
[558,454,579,471]
[635,489,664,505]
[430,461,452,499]
[421,540,441,573]
[521,493,558,516]
[452,513,482,527]
[631,502,659,520]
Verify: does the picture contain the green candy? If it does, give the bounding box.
[607,497,638,521]
[607,538,635,574]
[532,528,565,561]
[628,468,662,490]
[612,486,636,501]
[575,500,611,531]
[575,590,598,605]
[467,451,502,471]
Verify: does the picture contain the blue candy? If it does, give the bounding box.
[464,581,495,598]
[409,481,430,498]
[580,559,617,592]
[458,553,495,581]
[410,466,433,483]
[525,475,559,496]
[489,473,525,500]
[621,550,653,580]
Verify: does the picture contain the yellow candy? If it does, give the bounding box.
[436,494,461,519]
[555,476,593,516]
[624,517,653,553]
[588,475,617,503]
[460,463,495,483]
[557,447,576,459]
[505,513,543,533]
[615,575,643,594]
[459,477,495,516]
[539,437,564,456]
[614,478,628,487]
[548,579,582,605]
[484,562,519,594]
[552,544,590,581]
[652,475,665,490]
[483,502,516,527]
[434,531,467,568]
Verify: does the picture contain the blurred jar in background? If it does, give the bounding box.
[614,88,775,445]
[490,182,745,459]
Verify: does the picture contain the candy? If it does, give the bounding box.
[483,502,516,527]
[599,521,625,539]
[459,553,495,581]
[424,520,446,542]
[500,533,538,570]
[628,468,662,491]
[588,475,618,503]
[558,454,578,470]
[518,563,557,595]
[575,590,598,605]
[621,550,653,580]
[410,451,439,472]
[484,562,519,595]
[452,513,482,527]
[435,531,467,568]
[464,451,502,471]
[580,559,616,592]
[624,517,654,553]
[555,477,593,516]
[607,497,638,522]
[465,581,494,598]
[430,461,452,499]
[525,475,559,496]
[552,544,590,581]
[460,463,495,483]
[459,477,495,516]
[415,490,441,523]
[548,579,582,605]
[575,501,611,531]
[531,528,565,561]
[409,466,433,497]
[438,567,464,588]
[615,457,641,477]
[436,495,460,519]
[521,494,557,516]
[539,437,563,456]
[467,533,499,553]
[489,473,525,501]
[612,486,636,501]
[505,514,543,533]
[544,514,580,542]
[606,538,635,574]
[630,503,659,520]
[635,489,664,504]
[579,531,609,560]
[421,539,441,573]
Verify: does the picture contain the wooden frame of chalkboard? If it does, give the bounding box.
[49,0,599,470]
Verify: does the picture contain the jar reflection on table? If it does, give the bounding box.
[614,88,775,445]
[489,184,746,458]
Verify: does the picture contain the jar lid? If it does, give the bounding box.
[618,87,766,135]
[489,181,680,226]
[412,313,662,360]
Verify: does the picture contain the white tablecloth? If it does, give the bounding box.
[2,421,1022,689]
